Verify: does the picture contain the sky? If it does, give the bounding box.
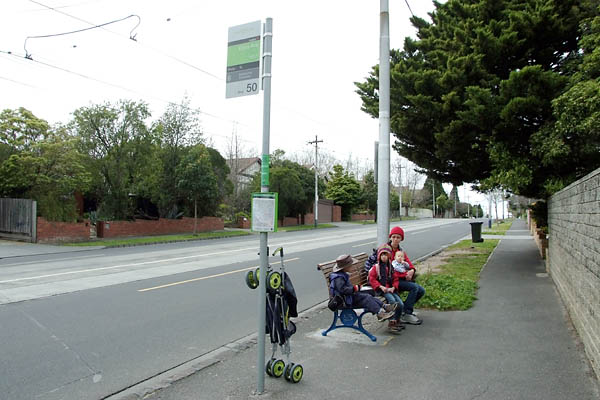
[0,0,494,211]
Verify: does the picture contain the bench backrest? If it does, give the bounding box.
[317,253,368,298]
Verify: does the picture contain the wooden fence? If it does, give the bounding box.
[0,198,37,242]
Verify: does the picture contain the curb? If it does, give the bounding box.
[103,302,329,400]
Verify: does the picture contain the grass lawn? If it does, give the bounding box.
[482,218,514,235]
[413,239,500,311]
[278,224,336,232]
[63,230,251,247]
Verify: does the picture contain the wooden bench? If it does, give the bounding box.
[317,252,384,342]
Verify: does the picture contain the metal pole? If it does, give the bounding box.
[257,17,272,395]
[398,164,403,220]
[309,135,323,228]
[377,0,390,245]
[432,182,435,218]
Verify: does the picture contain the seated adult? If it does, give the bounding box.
[364,226,425,325]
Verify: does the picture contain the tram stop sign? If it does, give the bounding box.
[226,21,261,98]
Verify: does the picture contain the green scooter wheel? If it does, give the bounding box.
[245,271,258,289]
[290,364,303,383]
[267,271,282,290]
[271,359,285,378]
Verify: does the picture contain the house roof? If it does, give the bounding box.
[226,157,261,175]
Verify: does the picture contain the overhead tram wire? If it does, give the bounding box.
[23,14,140,59]
[27,0,224,82]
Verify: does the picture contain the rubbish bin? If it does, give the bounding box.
[470,222,484,243]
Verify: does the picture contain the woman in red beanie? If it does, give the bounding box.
[365,226,424,325]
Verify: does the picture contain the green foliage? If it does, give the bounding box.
[0,110,90,221]
[356,0,599,198]
[360,170,377,213]
[324,165,361,220]
[529,201,548,229]
[72,100,153,220]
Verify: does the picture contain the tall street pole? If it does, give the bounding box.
[377,0,390,245]
[309,135,323,228]
[257,17,272,395]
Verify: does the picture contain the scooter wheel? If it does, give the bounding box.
[284,362,294,381]
[245,271,258,289]
[265,358,275,376]
[290,364,303,383]
[271,359,285,378]
[267,271,282,290]
[254,268,260,283]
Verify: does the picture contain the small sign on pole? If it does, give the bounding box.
[226,21,261,98]
[251,192,278,232]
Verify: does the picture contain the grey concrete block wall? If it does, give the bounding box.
[548,167,600,379]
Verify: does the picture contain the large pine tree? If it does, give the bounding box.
[356,0,599,198]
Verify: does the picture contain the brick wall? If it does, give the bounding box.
[99,217,223,238]
[37,217,90,242]
[351,213,375,221]
[548,167,600,378]
[333,206,342,222]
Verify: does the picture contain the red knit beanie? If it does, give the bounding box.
[389,226,404,240]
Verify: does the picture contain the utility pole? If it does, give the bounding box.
[308,135,323,228]
[397,163,404,220]
[432,182,435,218]
[377,0,391,244]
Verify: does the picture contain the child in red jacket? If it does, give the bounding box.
[367,244,405,331]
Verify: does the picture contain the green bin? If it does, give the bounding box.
[469,222,484,243]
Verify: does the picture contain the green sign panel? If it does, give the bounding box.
[226,21,261,99]
[261,154,270,186]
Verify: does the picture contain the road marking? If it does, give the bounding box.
[137,257,300,292]
[0,246,260,284]
[0,254,107,268]
[352,241,376,248]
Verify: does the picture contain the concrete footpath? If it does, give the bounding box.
[115,219,599,400]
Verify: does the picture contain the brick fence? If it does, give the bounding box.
[97,217,223,238]
[36,217,224,242]
[548,167,600,378]
[37,217,91,242]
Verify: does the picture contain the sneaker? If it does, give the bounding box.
[377,310,394,321]
[400,313,422,325]
[411,309,420,317]
[383,303,397,313]
[387,320,406,332]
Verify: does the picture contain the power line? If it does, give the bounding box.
[24,14,140,59]
[0,49,249,128]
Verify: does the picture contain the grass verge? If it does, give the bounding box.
[412,239,499,311]
[482,218,514,235]
[63,230,251,247]
[278,224,336,232]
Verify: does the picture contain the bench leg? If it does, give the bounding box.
[322,309,377,342]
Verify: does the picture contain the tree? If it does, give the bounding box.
[0,110,90,221]
[360,170,377,213]
[325,165,361,220]
[151,97,204,217]
[176,145,218,233]
[71,100,153,220]
[356,0,599,198]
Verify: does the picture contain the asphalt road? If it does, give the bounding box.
[0,218,473,400]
